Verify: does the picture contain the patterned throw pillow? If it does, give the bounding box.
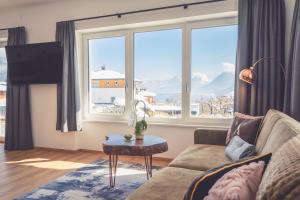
[225,136,256,161]
[226,112,263,145]
[184,153,272,200]
[204,161,265,200]
[256,135,300,200]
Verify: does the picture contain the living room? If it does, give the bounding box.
[0,0,299,199]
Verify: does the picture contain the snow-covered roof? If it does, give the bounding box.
[91,69,142,83]
[114,98,125,106]
[91,69,125,80]
[137,90,156,97]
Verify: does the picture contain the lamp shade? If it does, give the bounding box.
[239,67,256,84]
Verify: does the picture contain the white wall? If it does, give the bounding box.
[0,0,296,158]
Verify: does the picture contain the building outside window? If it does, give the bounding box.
[88,36,126,115]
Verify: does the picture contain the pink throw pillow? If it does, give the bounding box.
[204,161,265,200]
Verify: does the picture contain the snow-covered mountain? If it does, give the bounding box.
[195,71,234,96]
[192,73,210,85]
[140,71,234,99]
[140,76,181,94]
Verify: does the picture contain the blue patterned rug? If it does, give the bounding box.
[16,159,160,200]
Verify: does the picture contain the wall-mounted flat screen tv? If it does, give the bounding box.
[5,42,63,84]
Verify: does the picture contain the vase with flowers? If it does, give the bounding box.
[134,119,147,140]
[128,99,150,140]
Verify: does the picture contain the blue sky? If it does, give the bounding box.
[89,37,126,73]
[192,25,237,80]
[89,25,237,81]
[134,29,182,80]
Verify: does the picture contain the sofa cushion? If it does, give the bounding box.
[260,117,300,154]
[256,135,300,200]
[225,136,256,161]
[255,109,286,153]
[226,112,263,145]
[168,144,230,171]
[184,153,272,200]
[126,167,203,200]
[204,161,265,200]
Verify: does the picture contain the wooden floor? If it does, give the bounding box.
[0,143,171,200]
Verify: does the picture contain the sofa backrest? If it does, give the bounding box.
[256,134,300,200]
[256,109,300,154]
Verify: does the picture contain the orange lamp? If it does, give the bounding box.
[239,57,286,84]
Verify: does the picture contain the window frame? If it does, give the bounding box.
[0,30,7,47]
[82,16,237,128]
[133,24,184,123]
[0,41,6,47]
[185,18,238,125]
[82,31,130,121]
[0,36,7,142]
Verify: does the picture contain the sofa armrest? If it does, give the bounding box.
[194,128,228,145]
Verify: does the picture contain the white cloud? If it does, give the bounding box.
[222,62,235,73]
[192,72,210,84]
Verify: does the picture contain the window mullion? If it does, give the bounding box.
[182,24,191,122]
[83,36,90,119]
[125,31,134,118]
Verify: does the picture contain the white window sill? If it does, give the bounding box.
[82,117,231,129]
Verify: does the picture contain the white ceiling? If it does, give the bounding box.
[0,0,61,9]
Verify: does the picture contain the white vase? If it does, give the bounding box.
[135,133,144,140]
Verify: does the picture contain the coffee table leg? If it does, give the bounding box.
[109,154,118,187]
[144,155,153,180]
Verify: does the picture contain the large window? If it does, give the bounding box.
[0,48,6,137]
[83,18,238,124]
[88,36,126,115]
[190,25,238,118]
[134,29,182,118]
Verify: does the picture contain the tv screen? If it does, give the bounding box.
[5,42,63,84]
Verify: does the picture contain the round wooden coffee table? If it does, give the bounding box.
[103,134,168,187]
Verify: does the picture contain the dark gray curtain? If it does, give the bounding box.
[234,0,286,116]
[284,0,300,121]
[5,27,33,150]
[56,21,81,132]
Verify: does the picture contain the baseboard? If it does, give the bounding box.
[79,149,103,153]
[35,146,80,153]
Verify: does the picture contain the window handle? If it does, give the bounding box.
[185,83,189,93]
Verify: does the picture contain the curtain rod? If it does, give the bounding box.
[0,28,9,31]
[60,0,226,23]
[0,26,23,31]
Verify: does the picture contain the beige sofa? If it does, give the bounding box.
[127,109,300,200]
